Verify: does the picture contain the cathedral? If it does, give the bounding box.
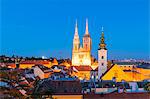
[72,19,92,66]
[71,19,108,80]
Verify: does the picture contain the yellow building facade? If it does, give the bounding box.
[101,64,150,82]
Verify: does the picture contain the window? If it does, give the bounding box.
[101,56,104,59]
[75,45,77,50]
[58,82,61,86]
[102,63,104,66]
[74,89,77,92]
[85,44,88,49]
[64,89,67,92]
[114,71,118,78]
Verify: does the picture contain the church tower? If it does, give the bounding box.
[73,20,80,52]
[81,19,92,66]
[98,27,107,79]
[72,20,80,65]
[83,19,92,51]
[72,19,92,66]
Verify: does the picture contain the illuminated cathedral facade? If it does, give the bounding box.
[72,19,92,66]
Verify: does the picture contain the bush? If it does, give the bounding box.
[144,82,150,92]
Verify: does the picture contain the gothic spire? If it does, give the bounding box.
[74,19,79,38]
[75,20,78,35]
[85,18,89,35]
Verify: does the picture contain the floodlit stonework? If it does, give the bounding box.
[72,19,92,66]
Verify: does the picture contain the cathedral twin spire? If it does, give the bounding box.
[72,19,92,66]
[85,19,89,35]
[74,19,89,38]
[74,19,106,50]
[73,19,91,52]
[74,20,79,37]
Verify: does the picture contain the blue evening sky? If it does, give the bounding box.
[1,0,149,60]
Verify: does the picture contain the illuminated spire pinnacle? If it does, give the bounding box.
[75,19,78,36]
[85,18,89,35]
[99,26,106,50]
[73,19,80,51]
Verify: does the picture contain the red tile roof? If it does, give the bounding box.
[19,81,29,85]
[32,65,50,71]
[5,63,16,68]
[72,66,93,71]
[20,60,49,64]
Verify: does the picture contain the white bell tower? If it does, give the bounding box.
[98,27,107,79]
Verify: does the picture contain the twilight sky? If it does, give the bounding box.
[1,0,149,60]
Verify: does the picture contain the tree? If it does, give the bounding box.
[144,82,150,92]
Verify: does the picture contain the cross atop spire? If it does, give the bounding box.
[101,26,104,32]
[101,26,104,39]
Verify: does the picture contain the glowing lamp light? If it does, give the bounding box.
[42,56,45,59]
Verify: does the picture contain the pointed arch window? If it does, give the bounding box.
[75,45,77,50]
[85,44,88,49]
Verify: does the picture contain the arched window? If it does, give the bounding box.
[75,45,77,50]
[101,56,104,59]
[86,44,88,49]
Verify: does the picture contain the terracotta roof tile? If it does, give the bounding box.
[20,60,49,64]
[72,66,92,71]
[32,65,50,71]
